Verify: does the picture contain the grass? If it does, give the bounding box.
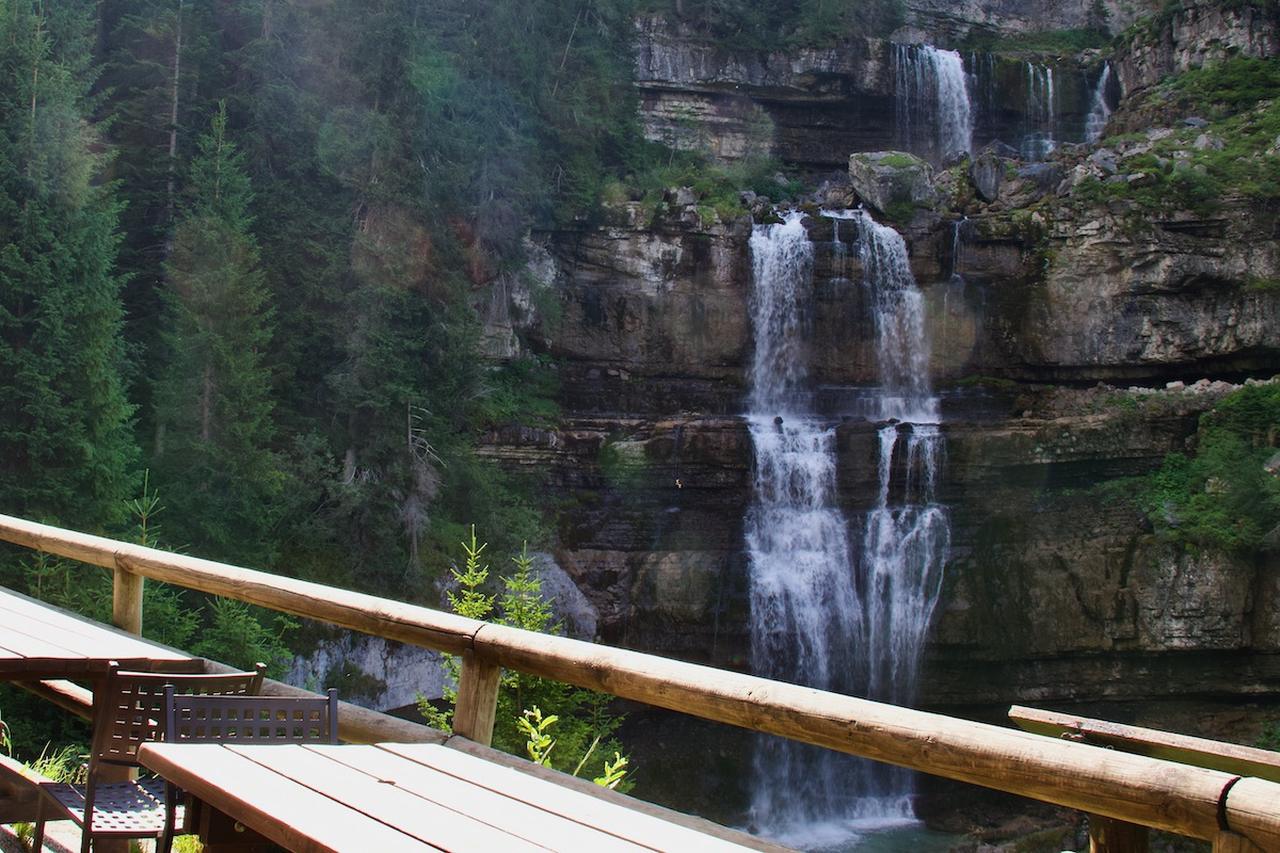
[615,152,806,227]
[1073,57,1280,214]
[962,27,1109,57]
[872,152,922,169]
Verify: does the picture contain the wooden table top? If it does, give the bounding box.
[0,585,199,679]
[138,741,767,853]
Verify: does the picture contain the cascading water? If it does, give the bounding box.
[894,44,973,163]
[1085,64,1113,144]
[1021,62,1057,160]
[746,210,951,848]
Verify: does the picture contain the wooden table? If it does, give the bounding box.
[0,585,201,680]
[138,741,772,852]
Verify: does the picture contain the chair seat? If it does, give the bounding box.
[41,778,183,836]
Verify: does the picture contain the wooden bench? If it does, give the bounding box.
[0,753,50,824]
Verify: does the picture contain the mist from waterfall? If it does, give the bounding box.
[894,44,973,162]
[746,210,951,848]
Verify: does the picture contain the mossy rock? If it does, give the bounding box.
[848,150,939,215]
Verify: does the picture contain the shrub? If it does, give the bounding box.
[1143,384,1280,553]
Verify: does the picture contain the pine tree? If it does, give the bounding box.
[152,102,281,564]
[0,0,137,527]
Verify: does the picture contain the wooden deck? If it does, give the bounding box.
[0,586,200,679]
[138,741,777,852]
[3,516,1279,853]
[0,584,779,852]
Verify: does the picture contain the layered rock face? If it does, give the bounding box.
[634,17,1103,171]
[1114,1,1280,97]
[475,2,1280,716]
[492,198,1280,704]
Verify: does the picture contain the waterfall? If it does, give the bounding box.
[746,210,951,847]
[1085,64,1113,144]
[852,212,950,713]
[1021,62,1057,160]
[894,44,973,163]
[1018,62,1059,160]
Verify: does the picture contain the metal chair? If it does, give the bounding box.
[31,660,266,853]
[158,687,339,853]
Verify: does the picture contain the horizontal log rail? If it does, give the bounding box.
[1011,705,1280,783]
[2,513,1278,850]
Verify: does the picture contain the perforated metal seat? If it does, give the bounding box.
[31,660,265,853]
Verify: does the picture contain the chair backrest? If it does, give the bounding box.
[164,688,339,745]
[90,661,267,770]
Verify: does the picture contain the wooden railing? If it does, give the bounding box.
[1,514,1277,853]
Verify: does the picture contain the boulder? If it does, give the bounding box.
[970,147,1004,203]
[848,151,938,215]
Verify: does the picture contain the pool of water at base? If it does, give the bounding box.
[764,818,961,853]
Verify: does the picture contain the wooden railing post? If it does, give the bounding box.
[112,566,143,636]
[1090,814,1148,852]
[1213,831,1265,853]
[452,649,500,745]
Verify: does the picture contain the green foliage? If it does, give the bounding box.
[960,27,1109,57]
[517,706,559,766]
[624,154,804,224]
[1259,720,1280,751]
[192,598,296,679]
[419,533,628,784]
[598,438,648,490]
[0,0,137,528]
[474,358,561,428]
[593,751,630,790]
[638,0,906,50]
[151,102,283,566]
[883,199,917,225]
[1142,384,1280,553]
[517,706,631,789]
[1079,58,1280,214]
[1167,56,1280,112]
[875,152,919,169]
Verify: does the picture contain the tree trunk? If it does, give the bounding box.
[164,0,185,252]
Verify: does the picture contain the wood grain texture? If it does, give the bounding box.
[1089,815,1148,853]
[473,623,1277,844]
[228,744,545,852]
[380,743,759,853]
[444,736,787,852]
[112,568,144,635]
[6,515,1280,849]
[137,743,435,852]
[451,651,500,745]
[0,514,481,656]
[1224,777,1280,851]
[1214,831,1267,853]
[1011,706,1280,783]
[302,744,643,852]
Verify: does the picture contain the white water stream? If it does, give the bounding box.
[746,211,950,848]
[894,45,973,163]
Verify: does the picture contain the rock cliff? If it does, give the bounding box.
[473,1,1280,721]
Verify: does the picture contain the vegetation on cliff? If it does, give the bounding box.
[635,0,907,50]
[1073,56,1280,212]
[1144,383,1280,553]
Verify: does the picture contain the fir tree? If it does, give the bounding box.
[152,102,281,564]
[0,0,137,527]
